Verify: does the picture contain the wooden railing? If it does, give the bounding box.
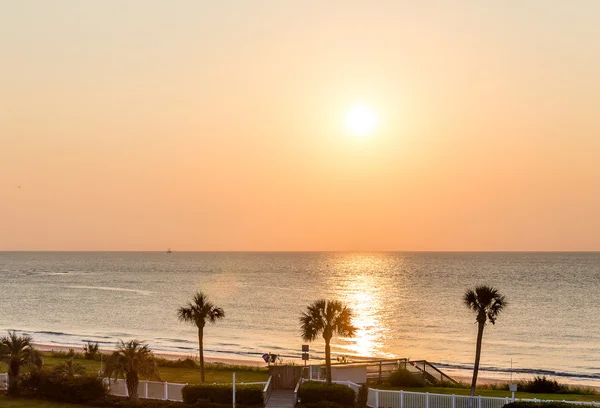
[293,378,302,406]
[263,375,273,405]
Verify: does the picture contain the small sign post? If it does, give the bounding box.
[233,372,236,408]
[509,384,517,401]
[302,345,309,367]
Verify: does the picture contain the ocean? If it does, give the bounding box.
[1,252,599,385]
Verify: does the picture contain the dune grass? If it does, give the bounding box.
[0,353,269,385]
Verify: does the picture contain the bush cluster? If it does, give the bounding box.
[155,357,199,369]
[181,384,263,406]
[388,368,425,388]
[84,342,101,360]
[356,384,369,408]
[299,402,349,408]
[297,381,356,407]
[21,369,107,404]
[519,376,565,394]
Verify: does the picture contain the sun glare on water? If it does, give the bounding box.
[344,104,379,137]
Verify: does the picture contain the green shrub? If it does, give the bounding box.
[88,395,189,407]
[300,402,349,408]
[503,402,597,408]
[48,348,84,359]
[519,376,565,394]
[156,357,199,369]
[388,369,425,388]
[357,383,368,408]
[181,384,263,405]
[297,381,356,407]
[84,342,101,360]
[21,369,107,404]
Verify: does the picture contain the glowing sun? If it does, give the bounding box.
[344,104,379,137]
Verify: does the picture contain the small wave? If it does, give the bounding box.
[66,285,152,295]
[155,337,193,344]
[434,362,600,380]
[35,330,72,336]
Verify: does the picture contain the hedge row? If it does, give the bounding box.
[181,384,263,406]
[21,370,107,404]
[297,381,356,407]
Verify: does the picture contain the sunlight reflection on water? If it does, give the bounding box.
[326,253,397,358]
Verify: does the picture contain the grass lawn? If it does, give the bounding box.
[0,395,88,407]
[375,385,600,402]
[0,354,269,385]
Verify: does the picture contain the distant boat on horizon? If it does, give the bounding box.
[166,248,172,253]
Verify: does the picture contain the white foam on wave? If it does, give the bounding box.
[66,285,152,295]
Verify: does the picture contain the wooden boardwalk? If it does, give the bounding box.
[265,389,296,408]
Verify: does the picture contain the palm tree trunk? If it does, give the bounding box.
[127,374,139,401]
[325,338,332,385]
[199,328,205,383]
[8,361,20,396]
[470,322,485,396]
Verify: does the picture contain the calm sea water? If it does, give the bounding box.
[1,252,599,385]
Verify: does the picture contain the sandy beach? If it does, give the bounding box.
[33,342,266,367]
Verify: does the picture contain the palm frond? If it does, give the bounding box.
[178,291,225,329]
[464,285,507,325]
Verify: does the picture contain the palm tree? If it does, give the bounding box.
[300,299,357,384]
[464,285,507,396]
[0,331,43,395]
[177,291,225,383]
[103,340,160,401]
[54,351,86,378]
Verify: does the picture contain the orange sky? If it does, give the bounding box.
[1,1,599,251]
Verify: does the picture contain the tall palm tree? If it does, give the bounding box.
[300,299,357,385]
[177,291,225,383]
[103,340,160,401]
[464,285,507,396]
[0,331,43,395]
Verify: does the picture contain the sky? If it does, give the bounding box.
[1,1,599,251]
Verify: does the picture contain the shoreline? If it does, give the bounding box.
[32,342,600,390]
[33,342,266,367]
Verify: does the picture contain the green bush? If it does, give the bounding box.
[181,384,263,406]
[88,396,188,407]
[297,381,356,407]
[84,342,101,360]
[388,369,425,388]
[21,369,107,404]
[156,357,199,369]
[300,402,349,408]
[503,402,597,408]
[357,384,368,408]
[519,376,565,394]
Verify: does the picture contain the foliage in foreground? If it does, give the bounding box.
[0,331,44,395]
[181,383,263,405]
[481,376,597,395]
[388,368,425,388]
[297,381,356,407]
[357,383,369,408]
[298,402,349,408]
[103,340,161,401]
[20,369,107,404]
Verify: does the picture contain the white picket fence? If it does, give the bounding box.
[3,372,600,408]
[319,380,600,408]
[0,372,266,403]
